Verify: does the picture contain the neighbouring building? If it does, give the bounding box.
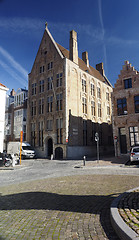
[27,24,114,159]
[4,89,15,149]
[4,88,28,149]
[0,83,8,152]
[112,61,139,156]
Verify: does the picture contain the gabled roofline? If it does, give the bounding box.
[45,24,64,59]
[103,74,113,88]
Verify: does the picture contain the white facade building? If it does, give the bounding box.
[4,88,28,147]
[14,88,28,140]
[0,83,8,152]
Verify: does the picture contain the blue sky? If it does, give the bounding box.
[1,0,139,92]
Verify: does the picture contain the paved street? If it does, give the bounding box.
[0,159,138,239]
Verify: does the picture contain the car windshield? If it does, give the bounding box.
[133,148,139,153]
[22,146,34,150]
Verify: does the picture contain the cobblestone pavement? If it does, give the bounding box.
[118,189,139,235]
[0,175,139,240]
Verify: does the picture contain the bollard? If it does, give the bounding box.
[12,154,15,167]
[51,154,53,160]
[83,155,86,166]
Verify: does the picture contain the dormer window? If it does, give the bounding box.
[124,78,132,89]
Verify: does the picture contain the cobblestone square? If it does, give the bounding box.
[0,174,138,239]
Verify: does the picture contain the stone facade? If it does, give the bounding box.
[112,61,139,155]
[27,25,114,159]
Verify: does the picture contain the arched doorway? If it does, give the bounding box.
[47,138,53,158]
[55,147,63,159]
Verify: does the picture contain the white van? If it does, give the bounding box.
[7,142,36,159]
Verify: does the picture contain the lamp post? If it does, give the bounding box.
[95,132,99,163]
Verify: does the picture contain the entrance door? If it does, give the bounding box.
[47,138,53,157]
[119,128,127,154]
[55,147,63,159]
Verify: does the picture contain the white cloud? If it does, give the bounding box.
[0,46,28,78]
[0,17,44,35]
[107,36,139,46]
[0,16,104,43]
[0,16,138,47]
[0,46,28,87]
[0,60,28,87]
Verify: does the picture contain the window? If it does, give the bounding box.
[47,96,53,112]
[106,92,109,101]
[97,87,101,99]
[46,120,53,131]
[31,101,36,116]
[39,98,44,114]
[91,83,95,96]
[23,125,26,141]
[8,114,11,124]
[134,95,139,113]
[129,126,139,146]
[47,77,53,90]
[40,66,45,73]
[39,80,44,93]
[117,98,127,115]
[56,118,63,144]
[32,83,36,95]
[56,73,63,87]
[31,123,36,147]
[82,97,87,114]
[56,93,62,111]
[39,121,43,147]
[48,62,53,70]
[91,101,95,116]
[107,106,110,116]
[124,78,132,89]
[82,79,86,92]
[83,120,87,146]
[98,103,101,117]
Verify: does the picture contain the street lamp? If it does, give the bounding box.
[95,132,99,163]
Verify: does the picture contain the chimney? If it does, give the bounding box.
[69,30,78,65]
[96,62,104,76]
[10,89,16,96]
[82,51,89,68]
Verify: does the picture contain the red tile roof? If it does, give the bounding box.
[0,83,7,88]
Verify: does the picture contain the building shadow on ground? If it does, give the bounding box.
[0,191,121,239]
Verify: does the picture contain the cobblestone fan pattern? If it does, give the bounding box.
[118,189,139,235]
[0,175,139,240]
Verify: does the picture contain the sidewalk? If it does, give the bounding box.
[111,187,139,240]
[78,154,129,167]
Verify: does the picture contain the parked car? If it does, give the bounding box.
[130,146,139,162]
[7,142,36,159]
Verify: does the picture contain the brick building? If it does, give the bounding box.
[112,61,139,155]
[27,24,113,159]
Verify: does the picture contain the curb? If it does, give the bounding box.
[110,187,139,240]
[0,167,14,170]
